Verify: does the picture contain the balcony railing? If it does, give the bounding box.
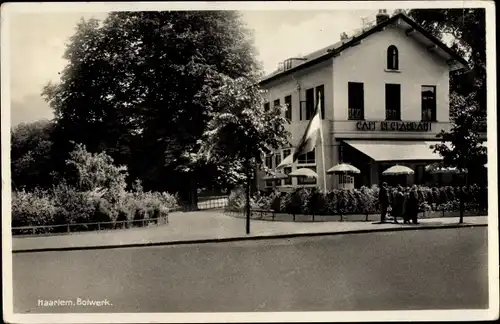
[348,108,364,120]
[385,109,401,121]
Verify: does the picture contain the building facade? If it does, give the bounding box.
[257,11,484,191]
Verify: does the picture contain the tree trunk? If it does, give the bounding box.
[459,173,467,224]
[189,172,199,211]
[245,155,251,234]
[250,168,258,194]
[181,172,199,212]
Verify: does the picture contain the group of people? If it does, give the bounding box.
[378,182,420,224]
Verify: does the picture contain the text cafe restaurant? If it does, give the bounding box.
[333,119,451,189]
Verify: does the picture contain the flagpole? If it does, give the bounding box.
[319,93,327,192]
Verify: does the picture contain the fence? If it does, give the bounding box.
[12,216,168,236]
[197,195,228,210]
[224,207,486,223]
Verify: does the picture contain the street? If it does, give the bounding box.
[13,227,488,313]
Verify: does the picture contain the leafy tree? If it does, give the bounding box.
[11,120,56,190]
[197,77,290,233]
[407,9,487,223]
[42,11,261,209]
[407,9,487,169]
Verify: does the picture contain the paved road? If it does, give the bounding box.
[13,227,488,313]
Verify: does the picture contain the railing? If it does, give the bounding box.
[386,109,401,121]
[12,216,169,236]
[348,108,364,120]
[197,195,229,210]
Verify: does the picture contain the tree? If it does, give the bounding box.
[407,9,487,167]
[407,9,487,223]
[197,76,290,233]
[407,9,486,116]
[65,143,129,206]
[11,120,56,190]
[42,11,262,209]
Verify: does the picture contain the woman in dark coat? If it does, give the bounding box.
[406,185,419,224]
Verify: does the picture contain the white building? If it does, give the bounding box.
[258,10,484,191]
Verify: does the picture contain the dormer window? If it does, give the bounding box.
[387,45,399,70]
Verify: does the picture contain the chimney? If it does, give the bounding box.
[376,9,390,24]
[340,32,349,41]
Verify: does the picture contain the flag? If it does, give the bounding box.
[276,93,322,169]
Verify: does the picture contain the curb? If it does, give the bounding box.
[12,223,487,254]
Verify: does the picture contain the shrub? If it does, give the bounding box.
[51,183,97,225]
[307,188,326,215]
[11,189,57,233]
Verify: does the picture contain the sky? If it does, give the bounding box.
[5,5,390,126]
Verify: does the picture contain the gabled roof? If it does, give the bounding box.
[259,13,469,86]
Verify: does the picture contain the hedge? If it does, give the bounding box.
[227,185,488,216]
[12,185,179,234]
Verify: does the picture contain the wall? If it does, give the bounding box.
[259,60,334,191]
[258,23,456,191]
[332,25,450,123]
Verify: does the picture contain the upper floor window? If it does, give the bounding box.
[421,85,437,121]
[297,149,316,165]
[387,45,399,70]
[385,83,401,120]
[264,102,270,112]
[305,88,315,120]
[348,82,364,120]
[274,152,282,169]
[284,95,292,121]
[315,85,325,119]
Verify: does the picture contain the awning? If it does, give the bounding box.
[343,140,442,161]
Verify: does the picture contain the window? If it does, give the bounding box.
[348,82,364,120]
[273,99,280,110]
[300,101,306,120]
[297,149,316,164]
[264,102,270,112]
[274,152,281,169]
[283,167,292,185]
[385,84,401,120]
[421,86,436,121]
[339,174,354,185]
[282,149,292,159]
[265,155,273,169]
[387,45,399,70]
[416,165,425,185]
[264,154,274,187]
[315,85,325,119]
[305,88,315,120]
[284,95,292,121]
[297,167,317,185]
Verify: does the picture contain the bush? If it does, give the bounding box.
[12,189,57,234]
[51,183,97,226]
[271,185,488,216]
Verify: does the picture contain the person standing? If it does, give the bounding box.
[407,185,419,224]
[392,186,405,224]
[378,182,390,223]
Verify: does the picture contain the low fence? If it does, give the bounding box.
[12,216,168,236]
[225,207,486,222]
[197,195,228,210]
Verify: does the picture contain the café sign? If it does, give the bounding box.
[356,121,432,132]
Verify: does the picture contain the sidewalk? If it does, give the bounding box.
[11,211,488,252]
